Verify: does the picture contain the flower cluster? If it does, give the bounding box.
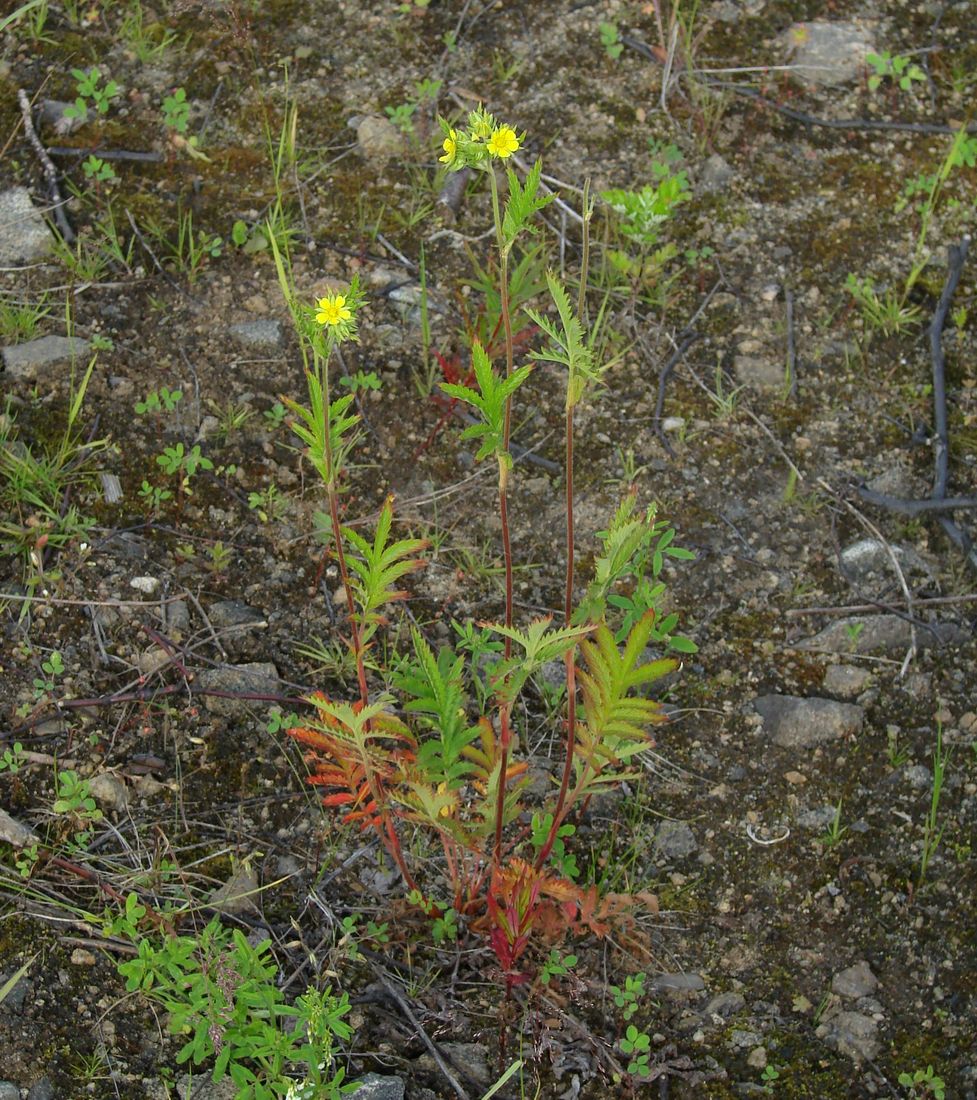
[438,105,524,171]
[310,274,363,344]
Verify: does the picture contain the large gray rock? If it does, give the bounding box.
[355,116,404,165]
[197,662,281,716]
[654,820,699,860]
[832,960,878,999]
[228,319,283,350]
[2,335,91,380]
[346,1075,406,1100]
[783,21,875,86]
[754,694,863,748]
[0,187,52,264]
[797,615,969,654]
[816,1010,880,1061]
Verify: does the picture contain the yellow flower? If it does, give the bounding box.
[315,294,351,327]
[487,125,519,159]
[439,129,458,164]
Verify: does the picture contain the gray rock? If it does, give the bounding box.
[38,99,86,135]
[654,820,699,860]
[0,1082,20,1100]
[796,806,839,829]
[822,664,872,699]
[0,188,52,264]
[839,537,931,585]
[700,154,734,193]
[0,969,30,1012]
[816,1010,880,1061]
[439,1042,491,1087]
[88,772,130,812]
[651,972,706,998]
[783,21,875,86]
[2,335,90,380]
[832,961,878,999]
[208,600,267,631]
[903,764,933,790]
[228,319,283,351]
[733,354,783,390]
[754,694,863,748]
[0,808,40,849]
[797,615,969,654]
[197,662,281,716]
[355,116,404,164]
[702,991,746,1019]
[26,1079,54,1100]
[209,865,260,915]
[346,1075,406,1100]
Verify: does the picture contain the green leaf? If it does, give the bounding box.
[501,158,554,250]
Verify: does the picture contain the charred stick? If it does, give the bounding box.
[17,88,74,243]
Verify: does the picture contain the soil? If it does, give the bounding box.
[1,1,976,1098]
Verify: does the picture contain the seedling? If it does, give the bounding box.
[599,21,623,60]
[0,296,50,342]
[865,51,926,93]
[138,480,173,516]
[0,742,26,775]
[248,484,287,523]
[136,385,183,418]
[609,972,646,1021]
[761,1063,781,1092]
[818,800,849,850]
[918,725,950,885]
[81,155,117,185]
[206,397,254,441]
[898,1064,946,1100]
[63,67,121,120]
[538,949,577,985]
[618,1024,651,1079]
[161,86,190,133]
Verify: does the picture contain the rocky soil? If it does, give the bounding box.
[1,1,976,1098]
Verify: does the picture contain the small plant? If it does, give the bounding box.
[818,799,848,850]
[53,769,103,845]
[248,484,288,524]
[845,274,922,337]
[63,67,121,121]
[106,899,355,1098]
[599,21,623,60]
[138,480,173,516]
[432,907,459,944]
[82,155,117,185]
[206,398,254,442]
[162,86,190,133]
[887,728,910,768]
[618,1024,651,1079]
[339,370,382,394]
[538,948,577,985]
[263,401,287,430]
[0,296,50,343]
[609,971,646,1021]
[0,742,26,775]
[899,1064,946,1100]
[844,621,866,649]
[918,725,950,885]
[865,50,926,93]
[761,1063,781,1092]
[121,1,181,62]
[206,540,233,574]
[136,385,183,418]
[156,442,214,514]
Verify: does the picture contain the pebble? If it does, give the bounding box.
[651,972,706,998]
[0,1083,20,1100]
[69,948,96,966]
[903,764,933,790]
[196,662,281,716]
[754,694,863,748]
[2,335,91,380]
[782,21,875,86]
[346,1075,406,1100]
[0,187,52,264]
[129,576,161,594]
[208,865,260,915]
[27,1079,55,1100]
[839,537,929,585]
[700,154,734,193]
[797,615,968,654]
[88,772,130,812]
[831,960,878,999]
[0,808,40,848]
[816,1010,880,1061]
[822,664,872,699]
[228,319,283,351]
[355,116,405,164]
[654,820,699,860]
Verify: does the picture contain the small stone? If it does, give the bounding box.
[816,1010,880,1062]
[0,1082,20,1100]
[700,154,733,193]
[0,808,40,848]
[88,772,130,812]
[228,319,283,351]
[662,416,686,433]
[70,948,97,966]
[130,575,161,594]
[702,991,746,1019]
[2,335,90,380]
[832,961,878,999]
[346,1075,406,1100]
[654,820,699,860]
[839,538,930,586]
[796,806,839,829]
[747,1046,767,1069]
[734,354,784,391]
[754,694,863,748]
[356,116,405,164]
[0,187,52,264]
[903,764,933,789]
[651,972,706,998]
[438,1043,491,1087]
[27,1078,55,1100]
[196,662,281,716]
[822,664,872,699]
[209,864,260,915]
[797,615,968,654]
[137,646,171,675]
[784,771,807,785]
[783,21,875,86]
